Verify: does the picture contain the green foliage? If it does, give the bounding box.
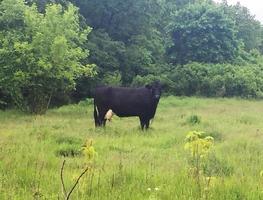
[0,0,94,113]
[132,74,165,87]
[184,131,215,198]
[72,0,164,43]
[81,139,97,162]
[70,0,167,85]
[55,136,83,157]
[69,0,263,100]
[1,97,263,199]
[185,131,214,157]
[168,2,241,64]
[26,0,69,12]
[168,62,263,98]
[55,136,82,145]
[203,154,234,177]
[86,30,125,80]
[1,0,263,109]
[60,139,97,200]
[55,144,81,157]
[187,115,201,125]
[0,89,12,109]
[27,0,263,102]
[203,131,223,142]
[222,2,263,51]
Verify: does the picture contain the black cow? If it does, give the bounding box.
[93,81,162,130]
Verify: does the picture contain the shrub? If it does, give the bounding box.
[55,144,81,157]
[167,62,263,98]
[203,154,234,177]
[203,131,223,142]
[0,1,95,114]
[184,131,214,197]
[187,115,201,125]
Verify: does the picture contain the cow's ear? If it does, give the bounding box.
[145,84,152,90]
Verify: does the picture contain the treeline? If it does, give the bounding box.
[0,0,263,113]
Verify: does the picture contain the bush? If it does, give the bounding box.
[0,1,94,114]
[203,154,234,177]
[187,115,201,125]
[167,62,263,98]
[0,89,12,110]
[203,131,224,142]
[55,145,81,157]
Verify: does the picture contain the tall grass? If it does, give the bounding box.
[1,97,263,199]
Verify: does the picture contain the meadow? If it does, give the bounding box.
[1,96,263,200]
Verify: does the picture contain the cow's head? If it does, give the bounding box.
[145,81,162,100]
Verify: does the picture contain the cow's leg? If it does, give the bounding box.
[102,119,107,127]
[139,116,146,130]
[98,107,108,127]
[145,119,150,130]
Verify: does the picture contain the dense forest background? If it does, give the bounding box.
[0,0,263,114]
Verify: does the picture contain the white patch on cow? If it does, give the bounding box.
[95,106,99,114]
[105,109,114,121]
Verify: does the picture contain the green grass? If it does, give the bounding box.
[1,97,263,199]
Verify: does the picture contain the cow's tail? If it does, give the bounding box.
[94,101,99,127]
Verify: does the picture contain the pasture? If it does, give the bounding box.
[1,97,263,200]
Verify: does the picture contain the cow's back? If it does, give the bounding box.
[94,86,152,117]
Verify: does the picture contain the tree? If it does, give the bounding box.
[0,0,94,114]
[71,30,125,101]
[86,30,125,84]
[168,2,241,64]
[24,0,69,12]
[221,2,262,52]
[69,0,169,85]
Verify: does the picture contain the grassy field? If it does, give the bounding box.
[1,96,263,200]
